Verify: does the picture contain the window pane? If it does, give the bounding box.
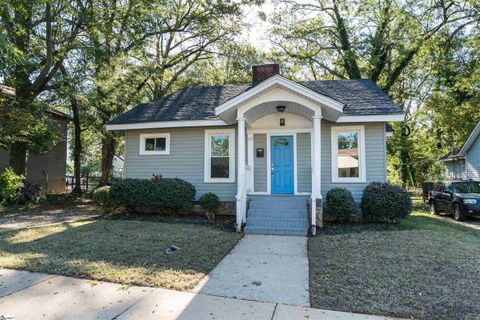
[211,136,229,157]
[274,138,289,146]
[211,157,229,178]
[337,132,359,178]
[145,138,155,151]
[155,138,166,151]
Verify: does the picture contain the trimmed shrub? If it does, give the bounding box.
[0,167,24,204]
[325,188,356,222]
[199,193,220,220]
[14,181,44,205]
[93,186,114,214]
[110,178,196,214]
[361,182,412,223]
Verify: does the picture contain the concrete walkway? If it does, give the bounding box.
[0,269,398,320]
[194,234,310,306]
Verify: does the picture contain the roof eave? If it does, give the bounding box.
[336,113,405,123]
[106,119,228,131]
[458,121,480,156]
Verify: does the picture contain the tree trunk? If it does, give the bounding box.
[9,142,28,176]
[71,98,83,194]
[100,134,116,186]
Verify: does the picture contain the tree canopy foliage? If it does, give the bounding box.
[0,0,479,191]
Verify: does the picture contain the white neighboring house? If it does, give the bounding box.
[106,64,404,235]
[440,121,480,181]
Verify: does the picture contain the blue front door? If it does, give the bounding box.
[271,136,294,194]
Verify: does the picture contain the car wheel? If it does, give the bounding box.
[453,203,465,221]
[430,201,438,215]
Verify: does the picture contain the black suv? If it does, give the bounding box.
[428,180,480,221]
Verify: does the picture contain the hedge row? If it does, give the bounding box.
[325,182,412,223]
[94,178,196,214]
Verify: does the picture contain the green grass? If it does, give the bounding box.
[309,208,480,320]
[0,219,242,290]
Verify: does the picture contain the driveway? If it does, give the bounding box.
[194,234,310,306]
[432,214,480,231]
[0,269,399,320]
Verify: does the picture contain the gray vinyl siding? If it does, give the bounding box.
[253,134,267,192]
[445,159,466,180]
[466,135,480,180]
[125,126,237,201]
[297,133,311,193]
[320,121,386,202]
[124,122,387,202]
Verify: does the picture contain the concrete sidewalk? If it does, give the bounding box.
[194,234,310,306]
[0,269,398,320]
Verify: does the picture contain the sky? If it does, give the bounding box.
[241,1,276,51]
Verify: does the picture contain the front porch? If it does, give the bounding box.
[213,76,346,235]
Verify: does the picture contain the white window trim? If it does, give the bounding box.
[331,125,366,183]
[204,129,236,183]
[139,133,170,155]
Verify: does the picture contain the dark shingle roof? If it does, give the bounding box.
[109,79,402,125]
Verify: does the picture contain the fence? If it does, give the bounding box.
[65,175,101,192]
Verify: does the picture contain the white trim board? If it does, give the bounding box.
[336,114,405,123]
[459,121,480,156]
[106,119,228,131]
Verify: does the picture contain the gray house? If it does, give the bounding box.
[107,64,404,235]
[440,121,480,181]
[0,109,70,194]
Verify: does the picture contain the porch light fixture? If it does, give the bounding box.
[276,105,286,112]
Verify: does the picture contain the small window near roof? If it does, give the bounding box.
[139,133,170,155]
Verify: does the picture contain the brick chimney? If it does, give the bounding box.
[252,64,280,83]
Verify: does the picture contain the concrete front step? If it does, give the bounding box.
[249,200,307,211]
[246,218,308,230]
[247,209,307,219]
[244,226,307,236]
[245,196,309,236]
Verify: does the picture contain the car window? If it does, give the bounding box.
[452,182,480,193]
[444,183,452,192]
[434,182,445,192]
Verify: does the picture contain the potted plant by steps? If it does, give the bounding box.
[199,192,220,220]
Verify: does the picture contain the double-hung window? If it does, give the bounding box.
[139,133,170,155]
[331,126,366,183]
[204,129,235,183]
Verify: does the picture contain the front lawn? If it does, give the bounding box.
[0,219,242,290]
[309,210,480,319]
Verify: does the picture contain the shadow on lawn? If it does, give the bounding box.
[0,219,241,290]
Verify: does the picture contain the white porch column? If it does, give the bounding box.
[311,114,322,235]
[247,133,254,193]
[237,116,246,185]
[236,116,247,231]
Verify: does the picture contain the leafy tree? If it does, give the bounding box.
[0,0,88,175]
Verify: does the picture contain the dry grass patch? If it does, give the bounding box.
[0,219,242,290]
[309,211,480,319]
